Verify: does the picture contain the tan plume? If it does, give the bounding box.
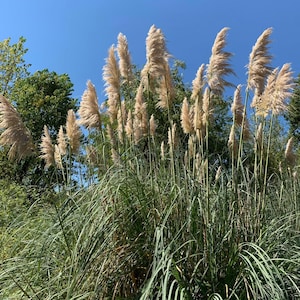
[231,85,251,140]
[0,95,34,160]
[103,45,120,123]
[40,125,54,168]
[78,80,101,129]
[66,109,81,154]
[285,137,297,167]
[149,114,157,137]
[117,33,133,83]
[191,64,205,101]
[181,97,193,134]
[206,27,234,94]
[54,144,63,170]
[247,28,273,94]
[57,125,67,156]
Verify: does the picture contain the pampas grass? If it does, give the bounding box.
[141,25,167,83]
[57,125,67,156]
[191,64,205,101]
[103,46,121,123]
[0,95,34,160]
[247,28,273,94]
[117,33,133,83]
[40,125,54,168]
[1,25,300,300]
[285,137,297,166]
[181,97,193,134]
[78,80,101,129]
[66,109,81,154]
[206,27,234,94]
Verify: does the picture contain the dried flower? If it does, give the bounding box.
[125,110,133,139]
[156,61,175,109]
[228,124,238,158]
[133,116,142,144]
[215,166,222,182]
[117,33,133,82]
[66,109,81,154]
[40,125,54,168]
[78,80,101,129]
[103,45,120,123]
[247,28,273,94]
[269,63,294,115]
[202,88,213,127]
[206,27,234,94]
[54,144,63,170]
[285,137,297,167]
[149,114,157,137]
[111,148,120,165]
[231,85,251,140]
[181,97,193,134]
[0,95,33,160]
[141,25,167,83]
[191,64,205,101]
[57,125,67,156]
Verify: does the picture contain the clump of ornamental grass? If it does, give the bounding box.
[78,80,101,129]
[1,25,300,300]
[0,95,34,160]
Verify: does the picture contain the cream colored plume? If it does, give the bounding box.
[247,28,273,94]
[0,95,34,160]
[117,33,133,83]
[181,97,193,134]
[191,64,205,101]
[103,45,121,123]
[40,125,54,168]
[142,25,167,79]
[78,80,101,129]
[66,109,81,154]
[285,137,297,167]
[206,27,234,94]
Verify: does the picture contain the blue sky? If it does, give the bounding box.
[1,0,299,102]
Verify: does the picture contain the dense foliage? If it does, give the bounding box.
[0,26,299,299]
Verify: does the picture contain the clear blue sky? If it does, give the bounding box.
[1,0,299,102]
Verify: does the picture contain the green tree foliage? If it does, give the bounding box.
[287,74,300,142]
[0,70,77,188]
[0,37,30,96]
[0,37,77,189]
[11,69,77,142]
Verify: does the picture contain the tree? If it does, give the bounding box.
[0,37,30,96]
[287,74,300,142]
[0,69,77,188]
[11,69,77,142]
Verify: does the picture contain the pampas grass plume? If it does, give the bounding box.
[0,95,34,160]
[247,28,273,94]
[181,97,193,134]
[285,137,297,167]
[191,64,205,101]
[40,125,54,168]
[103,45,120,123]
[66,109,81,154]
[78,80,101,129]
[206,27,234,94]
[117,33,133,83]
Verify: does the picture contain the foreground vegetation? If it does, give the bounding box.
[0,26,300,299]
